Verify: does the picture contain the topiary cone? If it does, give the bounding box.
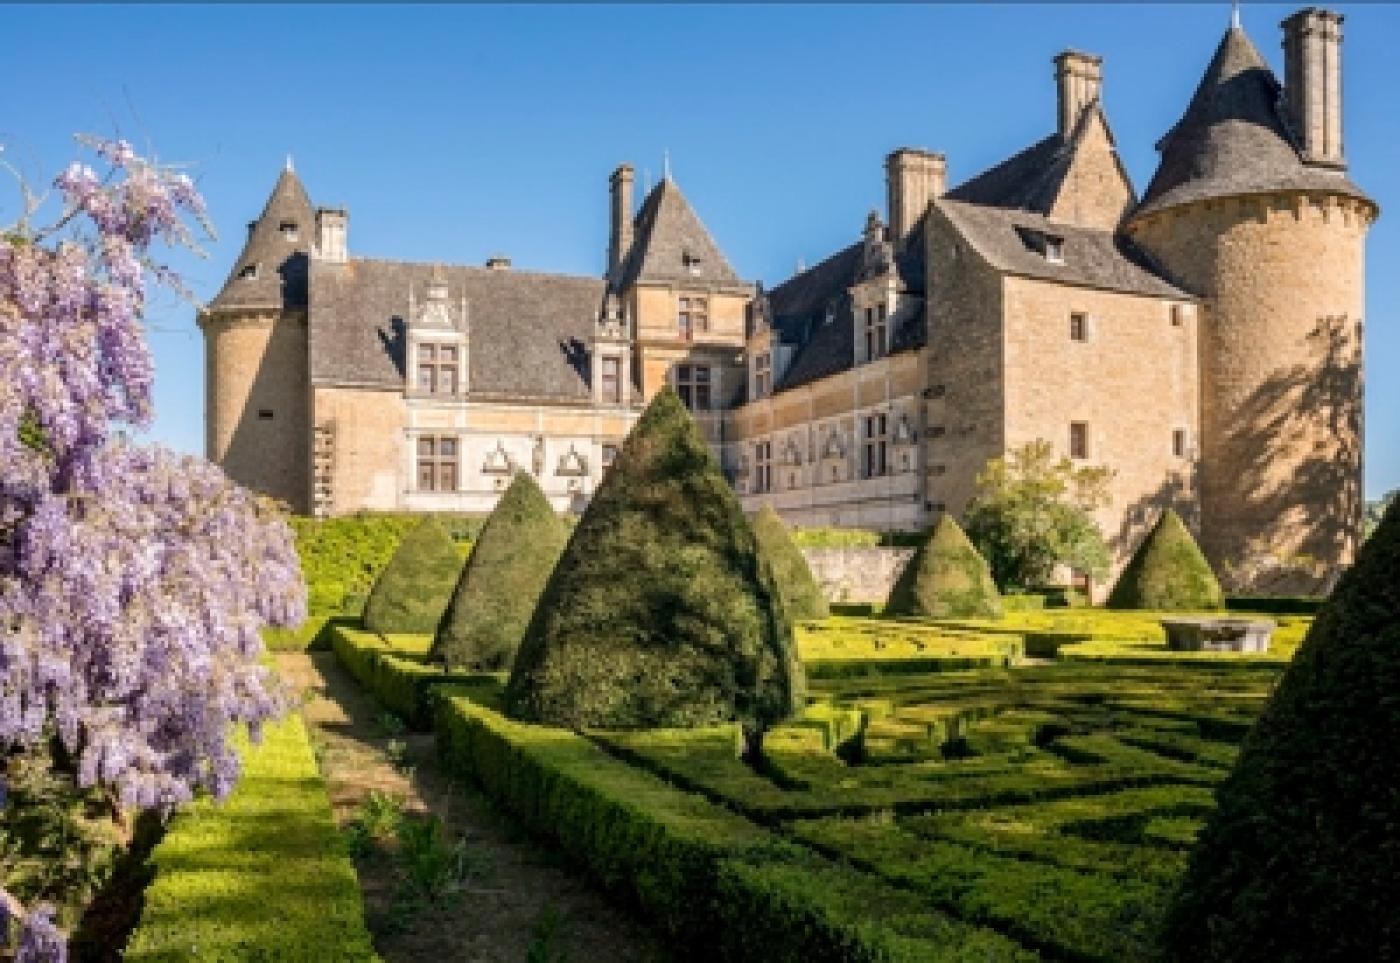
[884,515,1003,619]
[751,504,829,621]
[361,517,462,634]
[1107,508,1223,611]
[1161,498,1400,961]
[432,472,569,670]
[506,387,804,731]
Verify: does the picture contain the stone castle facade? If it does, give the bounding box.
[201,9,1375,593]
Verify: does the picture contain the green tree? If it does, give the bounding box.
[1106,508,1223,611]
[1162,498,1400,961]
[751,505,830,621]
[362,517,462,634]
[885,515,1003,619]
[1363,489,1396,541]
[432,472,570,670]
[506,388,804,732]
[963,440,1113,591]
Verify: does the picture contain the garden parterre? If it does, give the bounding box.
[335,609,1304,962]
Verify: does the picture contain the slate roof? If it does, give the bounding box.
[208,168,314,312]
[936,199,1188,299]
[614,178,742,289]
[308,259,611,401]
[765,217,928,393]
[1135,26,1371,217]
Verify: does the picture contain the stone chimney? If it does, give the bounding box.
[608,164,635,279]
[1282,7,1346,168]
[485,255,511,271]
[885,148,946,249]
[315,207,348,264]
[1054,50,1103,139]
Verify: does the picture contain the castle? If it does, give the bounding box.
[202,8,1374,593]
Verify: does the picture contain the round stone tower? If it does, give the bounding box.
[1124,12,1377,593]
[199,161,314,513]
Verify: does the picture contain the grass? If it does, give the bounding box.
[124,714,378,961]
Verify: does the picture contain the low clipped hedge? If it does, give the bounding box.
[1223,595,1324,615]
[124,715,377,961]
[434,689,1033,961]
[329,623,497,729]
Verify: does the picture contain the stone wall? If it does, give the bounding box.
[801,546,913,604]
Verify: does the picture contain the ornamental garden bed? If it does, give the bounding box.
[332,612,1300,962]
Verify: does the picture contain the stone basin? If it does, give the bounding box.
[1160,617,1275,653]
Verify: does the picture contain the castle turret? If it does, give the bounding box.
[1125,12,1377,592]
[199,160,314,512]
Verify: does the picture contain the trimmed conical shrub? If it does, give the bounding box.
[1161,499,1400,961]
[884,515,1003,618]
[361,517,462,634]
[432,472,569,670]
[506,388,804,731]
[1106,508,1223,610]
[752,505,829,621]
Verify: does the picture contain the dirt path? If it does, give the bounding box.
[278,652,670,963]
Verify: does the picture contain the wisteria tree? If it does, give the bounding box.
[0,137,305,958]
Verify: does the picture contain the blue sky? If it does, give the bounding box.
[3,3,1397,498]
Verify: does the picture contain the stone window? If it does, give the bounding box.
[927,500,947,513]
[257,409,274,421]
[279,220,299,241]
[1045,236,1065,264]
[1070,312,1089,342]
[600,355,622,404]
[238,263,258,280]
[678,296,709,339]
[675,363,711,411]
[929,464,947,476]
[863,304,888,362]
[754,352,771,398]
[1171,304,1186,327]
[1173,429,1187,458]
[416,343,460,396]
[1070,421,1089,459]
[862,412,889,478]
[753,440,772,493]
[601,443,621,474]
[416,435,458,492]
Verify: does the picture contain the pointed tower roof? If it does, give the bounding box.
[613,178,742,290]
[1134,25,1369,218]
[207,166,315,313]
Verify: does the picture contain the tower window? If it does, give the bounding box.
[1070,421,1089,459]
[1170,304,1186,327]
[238,263,259,280]
[1173,429,1187,458]
[1070,312,1089,342]
[674,363,711,411]
[257,409,274,421]
[279,220,299,241]
[416,435,458,492]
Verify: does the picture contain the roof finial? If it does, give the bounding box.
[285,153,295,173]
[1230,2,1241,30]
[663,149,671,182]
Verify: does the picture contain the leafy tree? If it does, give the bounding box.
[963,440,1113,591]
[1106,508,1223,610]
[0,137,305,956]
[1162,498,1400,961]
[506,388,804,732]
[885,515,1003,618]
[1364,489,1396,541]
[361,517,462,634]
[433,472,569,670]
[751,505,829,621]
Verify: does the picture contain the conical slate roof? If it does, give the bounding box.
[1135,26,1369,218]
[613,178,741,289]
[207,165,315,312]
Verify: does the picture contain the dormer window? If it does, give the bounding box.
[754,352,772,399]
[279,220,299,241]
[238,263,259,280]
[863,303,888,362]
[1045,235,1065,264]
[682,250,703,276]
[678,296,708,339]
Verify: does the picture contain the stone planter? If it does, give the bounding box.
[1161,617,1275,653]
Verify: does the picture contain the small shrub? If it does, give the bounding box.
[752,505,830,621]
[362,517,464,634]
[1107,509,1223,611]
[884,516,1003,619]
